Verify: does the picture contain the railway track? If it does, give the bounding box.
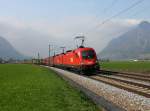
[99,70,150,82]
[89,70,150,98]
[90,75,150,98]
[95,74,150,89]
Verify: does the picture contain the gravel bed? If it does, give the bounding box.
[49,67,150,111]
[100,75,150,86]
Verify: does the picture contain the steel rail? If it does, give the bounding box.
[90,75,150,98]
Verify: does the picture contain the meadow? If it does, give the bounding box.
[101,61,150,73]
[0,64,99,111]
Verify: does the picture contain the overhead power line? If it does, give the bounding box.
[96,0,144,28]
[86,0,118,29]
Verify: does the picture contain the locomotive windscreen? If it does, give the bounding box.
[82,50,95,59]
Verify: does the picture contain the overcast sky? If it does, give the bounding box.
[0,0,150,57]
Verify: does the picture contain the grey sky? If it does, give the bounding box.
[0,0,149,57]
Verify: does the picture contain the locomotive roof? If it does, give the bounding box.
[65,47,94,53]
[76,47,93,50]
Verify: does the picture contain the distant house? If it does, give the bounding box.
[133,59,138,62]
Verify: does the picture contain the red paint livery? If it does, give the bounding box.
[42,47,99,73]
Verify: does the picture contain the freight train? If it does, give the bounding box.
[42,46,100,74]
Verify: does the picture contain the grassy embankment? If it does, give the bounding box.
[0,64,99,111]
[101,61,150,73]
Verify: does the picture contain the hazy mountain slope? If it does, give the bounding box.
[99,21,150,60]
[0,36,26,59]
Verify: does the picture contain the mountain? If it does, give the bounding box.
[99,21,150,60]
[0,36,26,59]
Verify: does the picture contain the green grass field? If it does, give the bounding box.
[0,64,99,111]
[101,61,150,73]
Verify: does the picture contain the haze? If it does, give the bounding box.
[0,0,149,57]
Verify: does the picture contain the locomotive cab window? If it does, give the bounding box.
[82,50,95,59]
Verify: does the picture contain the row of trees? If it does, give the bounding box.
[0,57,40,64]
[0,58,25,64]
[0,58,18,63]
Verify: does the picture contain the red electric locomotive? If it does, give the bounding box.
[42,36,100,73]
[42,46,99,73]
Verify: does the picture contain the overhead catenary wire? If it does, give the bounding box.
[84,0,144,37]
[83,0,118,35]
[95,0,144,28]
